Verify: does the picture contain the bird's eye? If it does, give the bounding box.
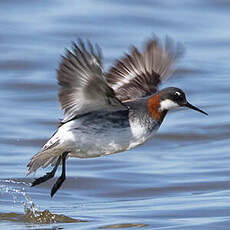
[174,91,182,100]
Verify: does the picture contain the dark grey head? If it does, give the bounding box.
[159,87,208,115]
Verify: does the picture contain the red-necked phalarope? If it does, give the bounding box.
[27,36,207,197]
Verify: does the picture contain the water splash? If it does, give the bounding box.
[0,179,32,210]
[0,179,85,224]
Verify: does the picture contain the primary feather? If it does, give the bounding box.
[58,40,126,123]
[106,35,184,102]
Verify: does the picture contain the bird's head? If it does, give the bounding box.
[159,87,207,114]
[147,87,207,121]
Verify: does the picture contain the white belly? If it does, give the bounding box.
[57,117,158,158]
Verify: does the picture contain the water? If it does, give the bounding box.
[0,0,229,229]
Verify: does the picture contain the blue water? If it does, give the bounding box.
[0,0,230,229]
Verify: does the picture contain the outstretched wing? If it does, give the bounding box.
[58,40,126,123]
[105,36,184,102]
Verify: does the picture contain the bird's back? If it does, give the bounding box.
[56,100,160,158]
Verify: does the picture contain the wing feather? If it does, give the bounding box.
[58,40,126,123]
[106,35,184,102]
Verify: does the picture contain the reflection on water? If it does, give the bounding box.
[0,210,81,224]
[99,223,148,229]
[0,180,84,224]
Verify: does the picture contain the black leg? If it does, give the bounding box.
[50,152,68,197]
[31,156,62,187]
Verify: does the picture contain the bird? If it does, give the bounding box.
[27,36,208,197]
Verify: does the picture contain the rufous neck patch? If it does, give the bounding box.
[147,94,167,122]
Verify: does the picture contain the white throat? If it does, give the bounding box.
[160,99,178,111]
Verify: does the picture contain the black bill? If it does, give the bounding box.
[184,102,208,116]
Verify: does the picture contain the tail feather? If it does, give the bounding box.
[43,156,59,168]
[27,145,65,176]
